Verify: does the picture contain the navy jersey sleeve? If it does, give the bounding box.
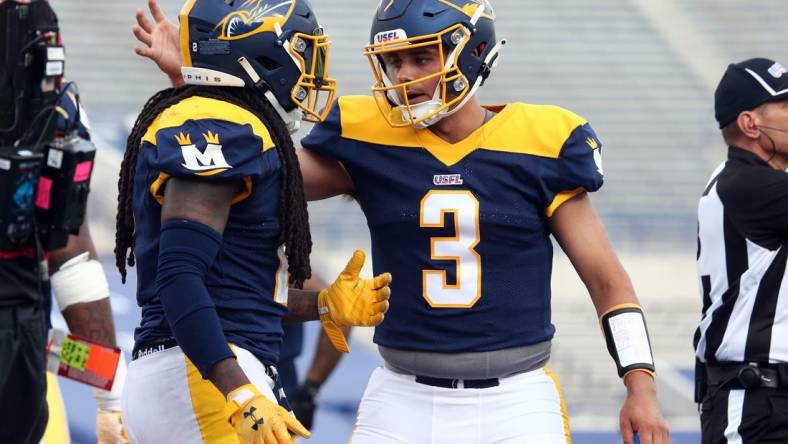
[543,122,605,216]
[300,99,346,161]
[142,97,278,180]
[556,122,605,193]
[149,119,265,181]
[140,96,278,203]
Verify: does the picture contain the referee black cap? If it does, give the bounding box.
[715,58,788,128]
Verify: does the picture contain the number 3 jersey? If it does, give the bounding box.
[132,96,288,365]
[302,96,604,353]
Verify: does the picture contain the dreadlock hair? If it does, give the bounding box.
[115,85,312,288]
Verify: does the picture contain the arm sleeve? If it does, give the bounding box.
[155,219,234,377]
[542,123,605,216]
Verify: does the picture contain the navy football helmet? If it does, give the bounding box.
[179,0,336,127]
[365,0,505,128]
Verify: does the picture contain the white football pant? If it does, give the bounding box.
[121,345,278,444]
[350,365,571,444]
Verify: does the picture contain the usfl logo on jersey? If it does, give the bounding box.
[177,131,233,175]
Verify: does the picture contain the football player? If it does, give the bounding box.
[133,0,669,443]
[118,1,390,443]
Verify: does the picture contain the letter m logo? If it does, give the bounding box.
[178,131,233,175]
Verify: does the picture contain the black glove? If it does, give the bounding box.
[290,381,320,430]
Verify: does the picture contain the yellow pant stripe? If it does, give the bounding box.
[185,356,239,444]
[43,372,70,444]
[544,366,573,444]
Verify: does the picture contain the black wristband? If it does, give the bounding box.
[301,380,321,398]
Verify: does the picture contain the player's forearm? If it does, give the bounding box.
[305,326,350,385]
[62,298,117,347]
[208,358,251,397]
[283,289,320,323]
[586,274,639,317]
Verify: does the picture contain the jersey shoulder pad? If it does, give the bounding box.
[337,95,415,147]
[141,96,275,179]
[484,103,588,158]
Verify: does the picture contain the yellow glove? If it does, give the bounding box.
[225,384,310,444]
[96,409,129,444]
[318,250,392,352]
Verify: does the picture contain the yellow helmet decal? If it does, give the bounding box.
[436,0,495,20]
[216,0,296,41]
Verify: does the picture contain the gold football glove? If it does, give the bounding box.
[318,250,392,352]
[96,409,129,444]
[225,384,310,444]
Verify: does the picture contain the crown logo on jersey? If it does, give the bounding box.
[586,137,599,150]
[203,130,220,145]
[175,132,192,145]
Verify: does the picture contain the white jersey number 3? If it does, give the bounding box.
[419,190,481,307]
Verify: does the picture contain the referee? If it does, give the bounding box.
[695,57,788,443]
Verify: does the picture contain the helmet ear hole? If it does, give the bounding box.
[255,56,283,71]
[472,42,487,58]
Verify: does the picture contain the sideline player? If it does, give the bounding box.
[0,3,126,439]
[134,0,668,442]
[42,85,129,444]
[119,1,390,443]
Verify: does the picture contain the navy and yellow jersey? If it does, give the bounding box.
[301,96,604,353]
[133,96,289,365]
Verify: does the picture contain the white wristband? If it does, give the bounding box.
[600,304,655,378]
[50,252,110,309]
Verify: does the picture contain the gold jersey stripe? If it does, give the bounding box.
[338,96,587,166]
[545,187,585,217]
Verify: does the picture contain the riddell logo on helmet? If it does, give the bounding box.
[374,29,407,44]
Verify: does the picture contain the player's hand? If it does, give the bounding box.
[225,384,310,444]
[317,250,391,352]
[132,0,183,86]
[290,382,319,431]
[619,372,669,444]
[96,409,129,444]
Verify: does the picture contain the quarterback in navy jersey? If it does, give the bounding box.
[136,0,668,442]
[299,2,668,443]
[303,96,604,354]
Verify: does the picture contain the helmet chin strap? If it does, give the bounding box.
[264,90,302,134]
[238,56,302,134]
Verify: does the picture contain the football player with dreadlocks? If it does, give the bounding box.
[135,0,669,443]
[118,1,391,443]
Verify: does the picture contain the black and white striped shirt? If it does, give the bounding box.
[695,147,788,365]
